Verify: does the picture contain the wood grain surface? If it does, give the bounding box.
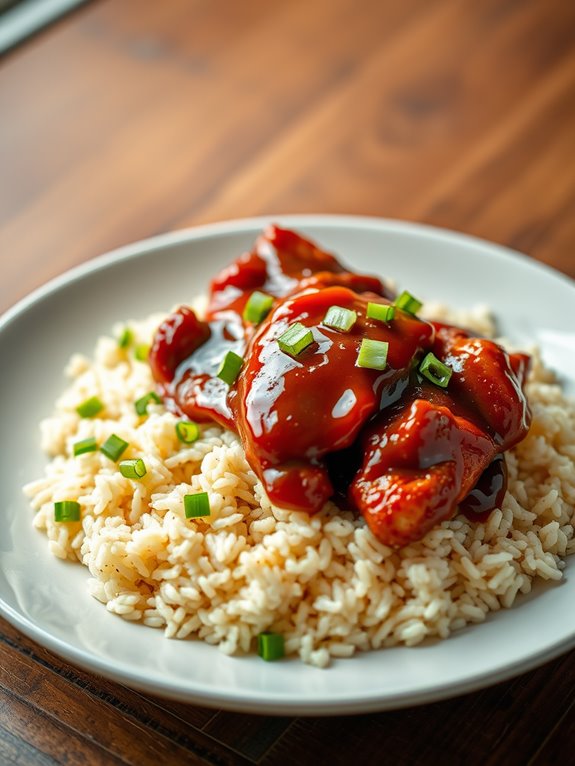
[1,0,574,763]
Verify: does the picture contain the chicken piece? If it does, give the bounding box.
[149,306,210,385]
[350,399,496,548]
[206,224,390,322]
[350,327,531,547]
[432,324,531,448]
[149,306,243,429]
[234,285,434,513]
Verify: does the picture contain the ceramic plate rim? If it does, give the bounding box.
[1,214,574,715]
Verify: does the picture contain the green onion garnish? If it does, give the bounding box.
[367,303,395,324]
[54,500,81,523]
[217,351,244,386]
[176,421,200,444]
[419,352,453,388]
[322,305,357,333]
[118,327,133,349]
[257,632,285,661]
[100,434,129,462]
[119,458,147,479]
[134,343,150,362]
[243,291,274,325]
[73,437,98,456]
[135,391,162,416]
[278,322,314,357]
[76,396,104,418]
[184,492,211,519]
[356,339,389,371]
[394,290,422,316]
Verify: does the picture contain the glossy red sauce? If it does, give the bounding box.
[206,224,392,323]
[149,225,531,547]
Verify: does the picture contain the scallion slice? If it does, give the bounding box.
[356,338,389,371]
[119,458,147,479]
[100,433,129,462]
[73,437,98,456]
[184,492,211,519]
[217,351,244,385]
[322,305,357,333]
[118,327,133,349]
[76,396,104,418]
[135,391,162,416]
[277,322,314,357]
[367,302,395,324]
[176,421,200,444]
[134,343,150,362]
[54,500,81,523]
[257,631,285,661]
[243,291,274,324]
[419,352,453,388]
[394,290,422,316]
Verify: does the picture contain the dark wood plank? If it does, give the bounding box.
[0,719,59,766]
[0,619,214,731]
[0,620,248,766]
[529,697,575,765]
[262,651,575,766]
[203,712,292,763]
[0,685,125,766]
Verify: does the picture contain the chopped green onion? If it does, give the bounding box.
[278,322,314,357]
[217,351,244,385]
[356,339,389,371]
[419,352,453,388]
[73,437,98,456]
[54,500,81,523]
[76,396,104,418]
[176,421,200,444]
[257,632,285,661]
[135,391,162,416]
[322,305,357,333]
[134,343,150,362]
[243,291,274,324]
[119,458,147,479]
[118,327,133,349]
[100,433,129,462]
[367,302,395,324]
[394,290,422,316]
[184,492,211,519]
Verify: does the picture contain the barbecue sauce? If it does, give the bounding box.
[149,225,531,547]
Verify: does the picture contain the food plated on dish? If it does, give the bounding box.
[24,224,575,668]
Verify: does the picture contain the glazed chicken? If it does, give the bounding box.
[149,225,531,547]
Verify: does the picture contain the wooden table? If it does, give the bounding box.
[1,1,574,763]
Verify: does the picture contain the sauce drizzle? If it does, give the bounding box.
[149,225,531,547]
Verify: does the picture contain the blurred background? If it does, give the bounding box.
[1,2,575,763]
[1,0,574,316]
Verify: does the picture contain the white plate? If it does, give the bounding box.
[1,215,574,715]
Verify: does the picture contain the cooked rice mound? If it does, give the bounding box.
[24,310,575,667]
